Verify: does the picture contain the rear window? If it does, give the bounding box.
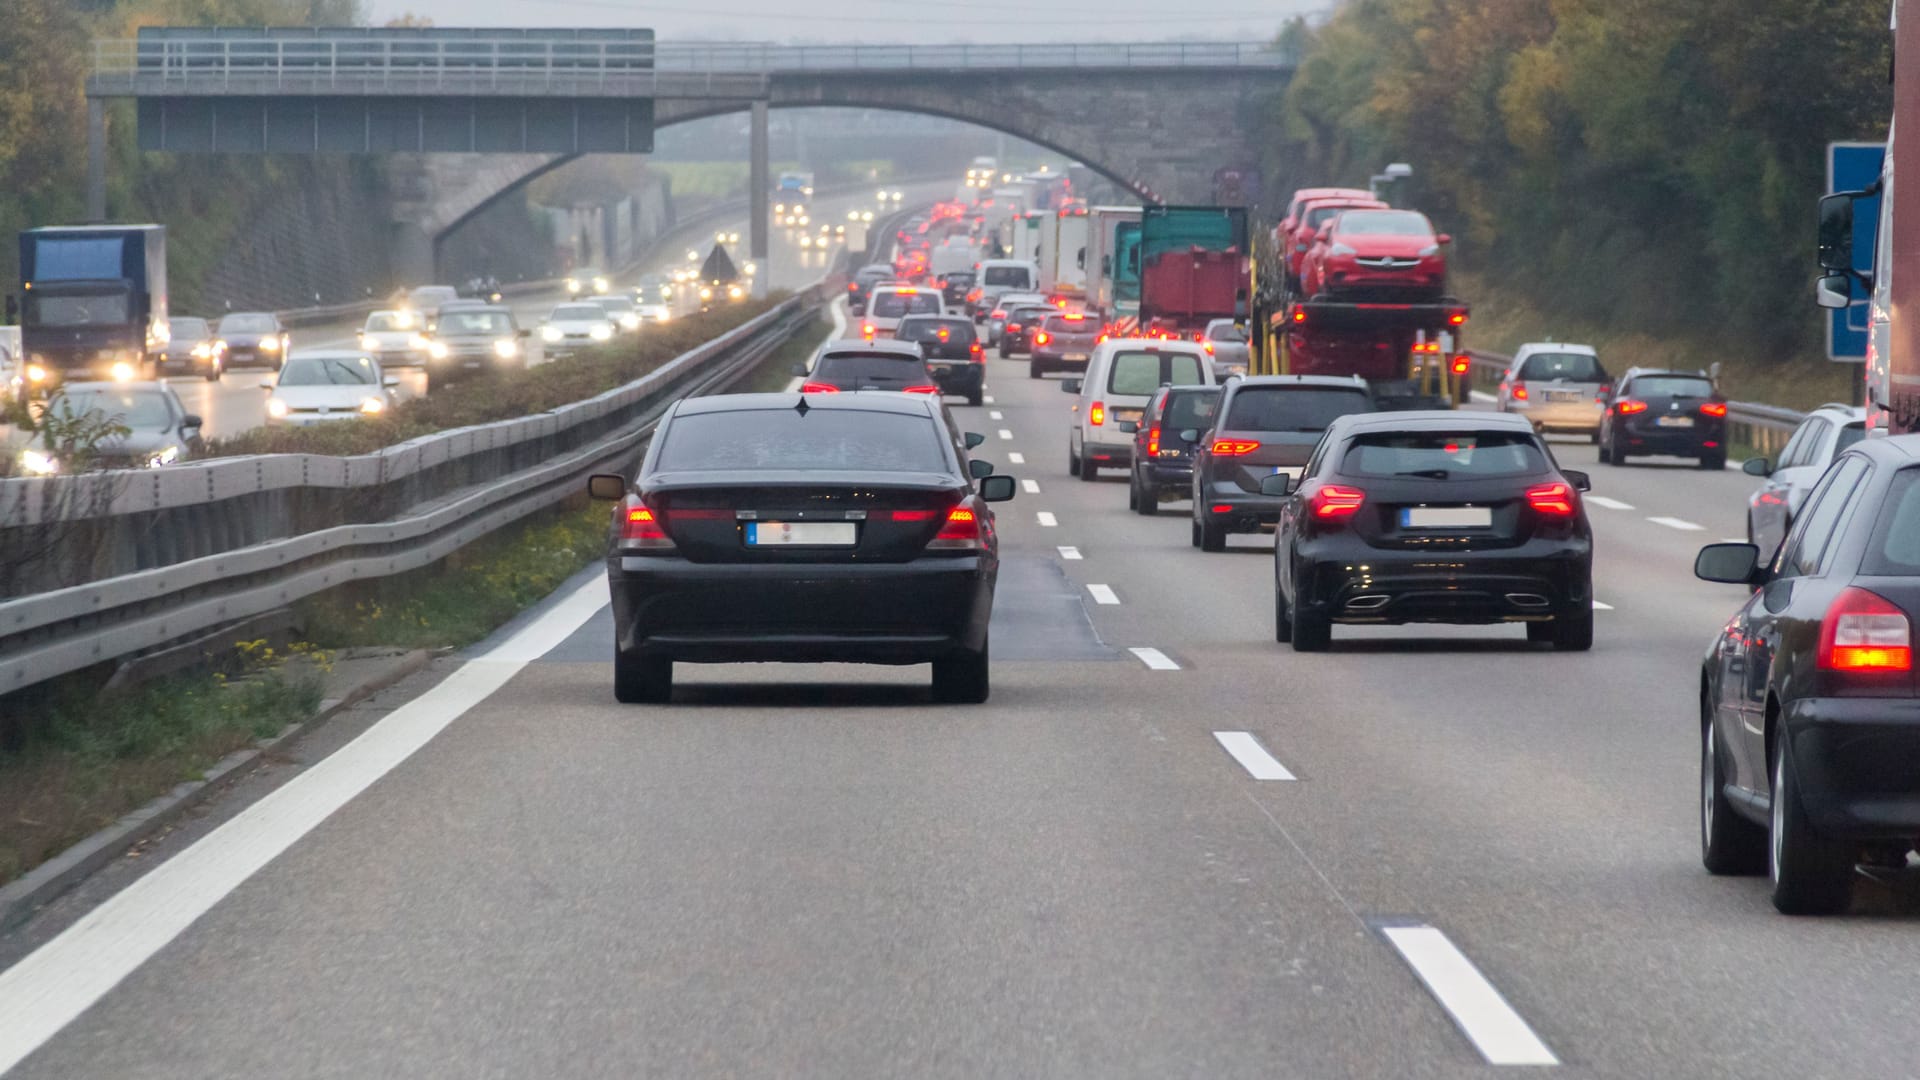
[1519,352,1607,382]
[814,353,929,382]
[1836,422,1867,457]
[1867,467,1920,574]
[1008,306,1053,325]
[1163,390,1221,429]
[1205,322,1247,343]
[1043,314,1093,333]
[1627,375,1714,398]
[219,314,276,333]
[172,317,210,338]
[656,410,950,474]
[896,319,975,346]
[1107,351,1204,395]
[982,266,1031,287]
[553,305,605,321]
[1224,387,1373,432]
[438,312,513,335]
[944,272,976,287]
[1340,431,1547,479]
[872,292,942,318]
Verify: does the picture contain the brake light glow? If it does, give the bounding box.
[1512,384,1528,401]
[621,505,677,551]
[903,385,941,394]
[1063,313,1086,321]
[1034,331,1051,346]
[1616,400,1648,414]
[1097,333,1110,343]
[800,381,840,394]
[1525,482,1577,516]
[1699,401,1728,417]
[1210,439,1261,456]
[1447,310,1468,326]
[990,309,1006,319]
[847,282,858,291]
[1090,401,1105,426]
[1204,341,1215,355]
[1148,425,1161,456]
[1309,484,1366,519]
[1451,354,1471,375]
[970,342,983,358]
[928,506,984,550]
[1292,309,1308,323]
[862,323,875,338]
[1818,587,1913,672]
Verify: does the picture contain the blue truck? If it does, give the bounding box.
[11,225,168,393]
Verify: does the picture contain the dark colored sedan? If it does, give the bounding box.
[896,315,985,405]
[1694,435,1920,914]
[159,316,224,381]
[847,264,895,317]
[1027,311,1100,378]
[1598,367,1728,469]
[997,304,1057,358]
[216,312,289,371]
[799,340,940,395]
[587,392,1017,703]
[1273,411,1594,651]
[939,271,976,308]
[1122,384,1221,516]
[1192,376,1375,551]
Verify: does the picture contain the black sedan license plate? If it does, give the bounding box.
[746,521,857,546]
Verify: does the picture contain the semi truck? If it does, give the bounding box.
[10,225,168,393]
[1136,205,1250,340]
[1084,205,1143,334]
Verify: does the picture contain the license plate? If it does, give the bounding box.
[463,359,483,368]
[1064,353,1087,362]
[1402,507,1492,529]
[1547,391,1582,402]
[746,521,857,546]
[1656,415,1694,428]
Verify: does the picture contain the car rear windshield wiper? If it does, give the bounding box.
[1393,468,1452,479]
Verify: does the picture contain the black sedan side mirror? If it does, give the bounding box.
[979,474,1016,502]
[181,414,203,430]
[1695,542,1762,586]
[968,459,995,479]
[1117,420,1139,434]
[1061,378,1083,394]
[1258,473,1294,496]
[1562,469,1591,492]
[1743,457,1773,477]
[586,473,627,500]
[964,431,986,449]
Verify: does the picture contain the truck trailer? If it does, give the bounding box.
[1136,205,1250,340]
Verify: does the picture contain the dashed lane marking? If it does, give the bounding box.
[1022,479,1041,494]
[1212,731,1296,780]
[1469,390,1497,404]
[1036,512,1058,527]
[984,395,995,404]
[1008,452,1026,464]
[1646,516,1705,532]
[1380,924,1560,1067]
[998,429,1014,440]
[1087,584,1120,605]
[990,410,1004,420]
[1058,546,1082,560]
[1584,495,1634,511]
[1129,647,1180,670]
[1592,600,1614,611]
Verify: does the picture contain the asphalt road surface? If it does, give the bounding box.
[8,341,1919,1078]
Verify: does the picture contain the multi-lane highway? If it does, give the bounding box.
[3,321,1917,1077]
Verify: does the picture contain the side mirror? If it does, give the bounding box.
[964,431,986,449]
[1817,191,1858,273]
[586,473,627,500]
[1815,274,1853,310]
[968,458,995,479]
[1117,420,1139,434]
[979,474,1016,502]
[1178,428,1201,444]
[1743,457,1773,477]
[1061,378,1082,394]
[1436,234,1452,245]
[1695,542,1762,586]
[181,414,203,430]
[383,375,400,388]
[1258,472,1294,496]
[1561,469,1591,492]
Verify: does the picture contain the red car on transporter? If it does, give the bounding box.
[1300,209,1451,301]
[1283,196,1388,290]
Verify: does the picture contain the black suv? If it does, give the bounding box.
[997,304,1057,358]
[1598,367,1728,470]
[1694,435,1920,914]
[896,315,985,405]
[1192,375,1375,551]
[1272,411,1594,651]
[797,340,938,395]
[1122,385,1221,516]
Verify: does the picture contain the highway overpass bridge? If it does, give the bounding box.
[87,30,1294,280]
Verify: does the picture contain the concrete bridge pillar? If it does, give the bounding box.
[750,100,769,299]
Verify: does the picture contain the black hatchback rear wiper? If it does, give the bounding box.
[1393,469,1451,479]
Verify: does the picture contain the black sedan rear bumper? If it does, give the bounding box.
[1199,478,1284,533]
[1292,536,1591,625]
[1784,696,1920,839]
[609,555,994,664]
[1618,421,1723,456]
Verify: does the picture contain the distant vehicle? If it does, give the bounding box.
[938,269,976,309]
[1123,384,1221,516]
[16,380,203,473]
[1300,209,1450,301]
[591,294,644,332]
[634,301,673,324]
[564,269,611,297]
[262,351,398,425]
[539,302,617,357]
[425,306,526,391]
[964,156,998,190]
[584,392,1016,703]
[973,260,1041,319]
[14,224,167,391]
[405,284,462,319]
[358,309,426,368]
[1272,411,1593,652]
[895,315,985,405]
[159,316,224,381]
[1497,343,1611,441]
[996,303,1057,359]
[1200,319,1251,378]
[1189,375,1376,551]
[1693,435,1920,913]
[848,263,896,316]
[1597,368,1728,470]
[862,285,944,340]
[1137,205,1249,340]
[216,312,289,371]
[1025,310,1099,377]
[1282,196,1388,291]
[984,291,1047,346]
[1741,403,1867,557]
[797,340,940,395]
[774,170,814,212]
[1064,339,1216,480]
[634,273,672,303]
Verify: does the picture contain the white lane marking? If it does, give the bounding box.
[1584,495,1634,511]
[1129,646,1180,670]
[1469,390,1496,404]
[998,428,1014,440]
[1036,511,1058,527]
[1720,538,1747,544]
[1381,925,1559,1067]
[1007,452,1026,464]
[1087,583,1120,605]
[1022,479,1040,494]
[0,575,612,1075]
[1212,731,1296,781]
[829,295,848,338]
[989,410,1004,420]
[1058,545,1082,560]
[984,395,995,404]
[1646,516,1705,532]
[1591,600,1614,611]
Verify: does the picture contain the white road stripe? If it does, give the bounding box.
[998,429,1014,440]
[1469,390,1497,404]
[983,395,995,404]
[1592,600,1614,611]
[1720,538,1747,544]
[1646,516,1705,532]
[1129,647,1180,670]
[1058,545,1082,560]
[1007,452,1025,464]
[1381,925,1559,1067]
[0,575,612,1075]
[1212,731,1296,780]
[1584,495,1634,511]
[1022,479,1040,494]
[989,410,1003,420]
[1087,583,1120,605]
[1036,511,1058,527]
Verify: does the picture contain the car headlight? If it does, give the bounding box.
[654,311,671,323]
[494,338,520,358]
[427,341,451,360]
[266,398,290,419]
[394,311,415,330]
[26,364,47,383]
[743,261,757,275]
[146,445,180,468]
[193,343,213,359]
[1330,243,1358,257]
[620,314,641,330]
[410,333,431,350]
[356,335,375,352]
[775,203,786,214]
[260,336,282,352]
[541,325,563,342]
[1418,244,1441,257]
[589,324,613,341]
[728,285,745,301]
[861,211,874,222]
[566,278,583,293]
[799,235,813,248]
[110,361,135,382]
[20,449,58,475]
[360,396,386,414]
[593,277,610,293]
[799,214,810,225]
[699,286,714,301]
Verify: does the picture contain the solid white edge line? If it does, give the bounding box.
[0,574,611,1075]
[1211,731,1296,781]
[998,429,1014,440]
[1645,516,1706,532]
[1381,925,1559,1067]
[1128,646,1179,670]
[1007,452,1025,464]
[1584,495,1635,511]
[1058,545,1082,560]
[1086,583,1120,605]
[1021,479,1041,494]
[1036,511,1058,527]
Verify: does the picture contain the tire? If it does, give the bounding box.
[1199,517,1226,552]
[1190,519,1202,548]
[1080,457,1100,482]
[1701,714,1766,875]
[1700,452,1726,471]
[1551,604,1594,651]
[613,651,672,704]
[1126,475,1139,511]
[967,387,983,407]
[1769,738,1855,914]
[1068,444,1082,477]
[1589,428,1600,445]
[1596,439,1611,465]
[1608,434,1629,465]
[1029,359,1044,379]
[1274,585,1293,643]
[204,362,220,383]
[1133,475,1157,516]
[1289,580,1331,652]
[999,342,1012,359]
[931,637,990,704]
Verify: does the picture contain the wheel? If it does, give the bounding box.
[1190,519,1202,548]
[1274,585,1293,643]
[1132,474,1157,516]
[967,387,983,407]
[204,361,221,383]
[999,342,1012,359]
[1199,517,1226,552]
[1588,428,1600,445]
[1080,458,1099,482]
[1596,439,1611,464]
[1700,451,1727,471]
[1769,737,1855,914]
[613,651,672,704]
[1289,580,1331,652]
[1701,713,1766,875]
[1608,433,1629,465]
[1127,475,1139,510]
[931,638,989,704]
[1068,444,1082,477]
[1029,359,1044,379]
[1550,605,1593,651]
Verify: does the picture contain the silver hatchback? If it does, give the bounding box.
[1498,343,1610,440]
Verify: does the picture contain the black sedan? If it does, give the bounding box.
[216,311,289,370]
[1694,435,1920,914]
[1272,411,1594,651]
[895,315,985,405]
[587,392,1017,704]
[1597,367,1728,470]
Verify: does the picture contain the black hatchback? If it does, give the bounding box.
[1598,368,1728,470]
[797,340,939,396]
[1122,384,1221,516]
[1192,376,1374,551]
[896,315,985,405]
[1272,411,1594,651]
[1694,435,1920,913]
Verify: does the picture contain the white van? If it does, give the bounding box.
[861,284,945,340]
[975,259,1041,301]
[1063,339,1216,479]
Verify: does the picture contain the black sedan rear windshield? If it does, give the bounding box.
[896,319,976,346]
[1163,389,1221,429]
[1629,376,1714,398]
[656,410,949,473]
[1341,431,1546,479]
[1225,387,1373,432]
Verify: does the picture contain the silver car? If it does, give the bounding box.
[1743,403,1867,557]
[986,291,1047,346]
[1202,318,1252,378]
[1497,343,1610,440]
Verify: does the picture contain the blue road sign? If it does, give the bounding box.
[1829,141,1885,361]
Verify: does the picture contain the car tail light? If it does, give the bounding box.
[1308,483,1366,519]
[1097,333,1110,343]
[1008,323,1023,333]
[1034,331,1051,346]
[904,385,940,394]
[990,309,1006,319]
[1292,309,1308,324]
[1615,399,1648,415]
[1210,439,1261,456]
[970,342,983,359]
[1510,384,1527,400]
[847,282,859,292]
[1818,587,1913,672]
[1090,401,1105,426]
[800,381,840,394]
[1148,425,1161,456]
[1451,354,1470,375]
[1525,481,1577,516]
[927,506,984,550]
[1699,401,1728,417]
[1203,341,1215,355]
[862,323,876,337]
[1447,309,1468,326]
[620,504,677,552]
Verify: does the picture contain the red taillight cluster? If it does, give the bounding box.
[1210,439,1261,456]
[1034,331,1051,346]
[1819,588,1913,672]
[1089,401,1106,426]
[969,342,983,358]
[800,381,839,394]
[928,506,984,550]
[903,385,940,394]
[1451,354,1471,375]
[1699,401,1728,417]
[1615,399,1648,415]
[1308,484,1366,519]
[1525,481,1577,517]
[862,323,876,338]
[1148,425,1162,456]
[621,504,677,552]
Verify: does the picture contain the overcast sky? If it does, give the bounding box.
[365,0,1328,44]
